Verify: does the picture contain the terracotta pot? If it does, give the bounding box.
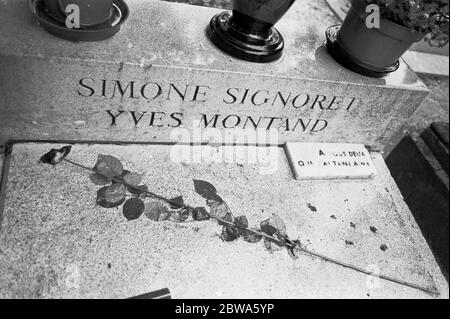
[337,0,423,70]
[43,0,114,26]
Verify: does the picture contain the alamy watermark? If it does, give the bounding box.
[64,3,381,29]
[65,4,80,29]
[169,122,280,175]
[366,4,381,29]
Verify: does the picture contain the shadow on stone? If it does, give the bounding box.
[387,127,449,281]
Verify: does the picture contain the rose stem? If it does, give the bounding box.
[62,158,440,296]
[208,213,440,296]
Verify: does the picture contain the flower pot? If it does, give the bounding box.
[207,0,296,63]
[43,0,114,27]
[326,0,424,77]
[31,0,129,42]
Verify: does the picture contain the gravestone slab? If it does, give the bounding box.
[0,142,448,298]
[0,0,429,150]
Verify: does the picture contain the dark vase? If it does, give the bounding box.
[326,0,424,77]
[43,0,114,27]
[207,0,296,63]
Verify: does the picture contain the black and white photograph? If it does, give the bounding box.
[0,0,448,306]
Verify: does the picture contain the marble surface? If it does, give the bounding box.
[0,142,448,299]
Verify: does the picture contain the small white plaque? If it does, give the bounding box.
[285,143,377,180]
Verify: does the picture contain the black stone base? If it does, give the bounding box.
[386,125,449,281]
[421,123,449,175]
[207,11,284,63]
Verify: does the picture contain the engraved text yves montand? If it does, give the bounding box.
[77,78,361,133]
